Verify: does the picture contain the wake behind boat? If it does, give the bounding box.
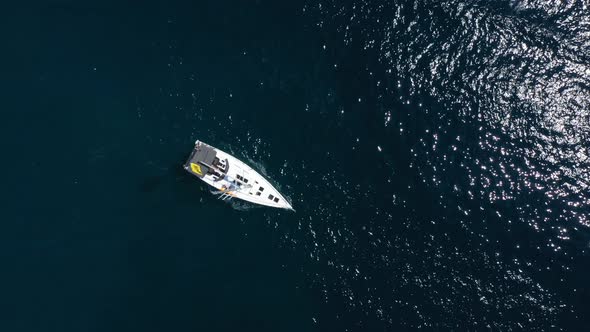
[184,140,294,210]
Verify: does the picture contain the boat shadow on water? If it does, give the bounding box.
[138,161,193,193]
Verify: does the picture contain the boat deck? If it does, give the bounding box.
[184,140,293,210]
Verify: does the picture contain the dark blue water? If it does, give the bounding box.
[2,0,589,330]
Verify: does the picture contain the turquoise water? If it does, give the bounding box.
[3,0,589,330]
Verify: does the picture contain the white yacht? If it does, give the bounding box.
[184,140,294,210]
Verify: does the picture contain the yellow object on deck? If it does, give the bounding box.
[190,163,203,175]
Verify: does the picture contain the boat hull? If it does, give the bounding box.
[184,140,293,210]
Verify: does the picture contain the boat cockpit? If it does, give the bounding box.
[185,142,228,181]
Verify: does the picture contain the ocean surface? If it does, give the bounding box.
[2,0,590,330]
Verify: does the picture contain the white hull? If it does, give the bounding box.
[184,140,293,210]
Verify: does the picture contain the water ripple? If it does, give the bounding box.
[299,0,590,329]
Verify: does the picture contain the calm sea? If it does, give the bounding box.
[2,0,589,331]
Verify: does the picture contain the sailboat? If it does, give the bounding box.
[184,140,294,210]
